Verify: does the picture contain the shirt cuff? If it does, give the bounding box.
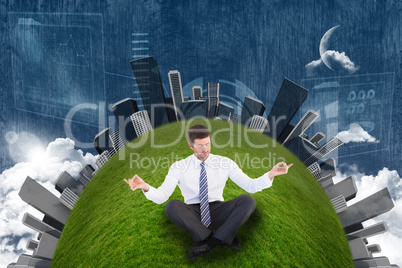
[268,171,275,182]
[265,171,273,187]
[142,184,153,197]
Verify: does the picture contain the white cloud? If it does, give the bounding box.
[0,137,98,267]
[305,50,359,75]
[305,59,323,77]
[334,165,402,266]
[336,123,378,144]
[322,50,359,73]
[305,58,322,69]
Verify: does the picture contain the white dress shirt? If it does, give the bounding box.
[144,153,273,204]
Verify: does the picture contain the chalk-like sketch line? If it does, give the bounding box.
[55,34,90,67]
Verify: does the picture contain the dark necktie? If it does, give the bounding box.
[199,162,211,227]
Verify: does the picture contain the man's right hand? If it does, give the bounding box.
[124,174,149,192]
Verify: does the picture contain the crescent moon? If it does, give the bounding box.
[319,25,340,70]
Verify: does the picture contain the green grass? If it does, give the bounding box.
[52,120,353,267]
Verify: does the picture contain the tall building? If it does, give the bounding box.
[55,171,85,197]
[267,78,308,141]
[310,132,326,144]
[164,97,178,122]
[22,212,61,239]
[339,188,394,233]
[287,136,320,162]
[241,96,265,126]
[282,110,319,147]
[248,115,268,133]
[181,100,207,119]
[93,128,113,154]
[96,149,115,169]
[59,188,79,210]
[229,113,241,124]
[42,215,64,232]
[207,82,220,118]
[192,86,202,100]
[304,137,344,166]
[319,158,337,178]
[19,177,71,226]
[112,98,139,142]
[325,176,357,201]
[79,165,95,181]
[33,231,60,259]
[276,124,294,143]
[168,70,184,120]
[131,110,153,137]
[307,162,321,179]
[347,221,388,241]
[109,129,126,152]
[130,56,169,128]
[217,102,234,119]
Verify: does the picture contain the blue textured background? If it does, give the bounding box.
[0,1,400,179]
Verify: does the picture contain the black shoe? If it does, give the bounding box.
[221,236,242,249]
[189,241,211,260]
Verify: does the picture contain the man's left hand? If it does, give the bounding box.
[269,162,293,180]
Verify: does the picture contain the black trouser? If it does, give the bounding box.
[165,194,256,245]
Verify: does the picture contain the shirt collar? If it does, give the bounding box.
[191,153,214,167]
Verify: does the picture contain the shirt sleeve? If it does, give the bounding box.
[228,160,273,193]
[143,165,180,204]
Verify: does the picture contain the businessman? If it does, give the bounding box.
[124,124,293,260]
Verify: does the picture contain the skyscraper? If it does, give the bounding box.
[79,165,95,181]
[59,188,79,210]
[325,176,357,201]
[319,158,337,178]
[19,177,71,225]
[229,113,241,124]
[217,102,234,119]
[96,150,114,169]
[55,171,85,197]
[267,78,308,141]
[307,162,321,179]
[192,86,202,100]
[287,136,320,162]
[310,132,326,144]
[304,137,344,166]
[109,129,126,152]
[112,98,139,142]
[131,110,153,137]
[181,100,207,119]
[248,115,269,133]
[276,124,294,144]
[93,128,114,154]
[130,56,169,128]
[168,70,184,120]
[339,188,394,233]
[282,110,319,147]
[347,221,388,241]
[207,82,220,118]
[164,97,178,122]
[241,96,265,126]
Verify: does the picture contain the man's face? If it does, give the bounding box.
[189,136,211,162]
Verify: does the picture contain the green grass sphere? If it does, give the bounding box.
[53,119,353,267]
